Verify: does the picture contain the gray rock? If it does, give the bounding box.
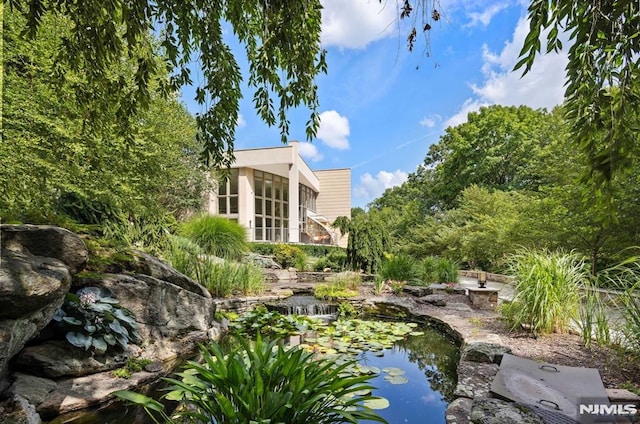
[462,342,512,364]
[0,395,43,424]
[470,398,543,424]
[420,294,448,307]
[14,341,127,378]
[36,368,161,419]
[129,250,211,298]
[0,248,71,388]
[1,225,88,274]
[0,249,70,318]
[242,253,281,269]
[96,274,217,362]
[430,283,466,295]
[454,361,499,399]
[403,285,433,297]
[446,397,473,424]
[8,373,57,406]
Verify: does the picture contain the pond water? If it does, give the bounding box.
[355,325,459,423]
[48,319,459,424]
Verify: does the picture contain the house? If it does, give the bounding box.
[207,141,351,248]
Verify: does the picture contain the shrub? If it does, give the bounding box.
[415,256,459,284]
[53,286,141,354]
[115,335,386,424]
[181,215,247,260]
[314,284,359,301]
[500,249,587,335]
[164,236,264,297]
[273,243,307,269]
[313,249,348,271]
[380,254,415,281]
[102,212,177,256]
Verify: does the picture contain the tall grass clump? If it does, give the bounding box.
[501,249,587,335]
[598,258,640,350]
[164,236,264,298]
[416,256,459,284]
[181,215,247,260]
[380,254,415,281]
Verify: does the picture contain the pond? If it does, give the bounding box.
[49,315,459,424]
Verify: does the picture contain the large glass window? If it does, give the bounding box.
[254,171,289,242]
[218,169,239,217]
[298,184,318,236]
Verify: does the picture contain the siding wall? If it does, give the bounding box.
[315,169,351,248]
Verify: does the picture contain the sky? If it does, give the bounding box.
[181,0,568,209]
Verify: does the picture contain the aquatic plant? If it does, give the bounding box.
[115,335,388,424]
[231,306,323,338]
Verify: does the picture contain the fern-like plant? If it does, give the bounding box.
[115,335,387,424]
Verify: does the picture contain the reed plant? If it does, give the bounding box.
[501,249,587,335]
[380,254,415,282]
[181,215,248,260]
[416,256,459,284]
[164,236,264,298]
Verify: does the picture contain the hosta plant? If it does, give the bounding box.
[115,335,387,424]
[53,286,141,354]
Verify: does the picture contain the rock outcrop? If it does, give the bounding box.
[1,224,220,420]
[0,225,86,392]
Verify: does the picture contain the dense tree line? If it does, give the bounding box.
[367,105,640,273]
[1,8,210,225]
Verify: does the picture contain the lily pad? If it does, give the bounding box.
[384,375,408,385]
[363,397,390,410]
[382,367,405,376]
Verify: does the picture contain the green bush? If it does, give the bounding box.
[249,242,345,258]
[415,256,459,284]
[102,212,177,256]
[115,335,386,424]
[181,215,248,260]
[273,243,307,269]
[164,236,264,298]
[380,254,415,281]
[313,249,348,271]
[501,249,587,335]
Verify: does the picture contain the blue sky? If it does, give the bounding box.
[181,0,568,208]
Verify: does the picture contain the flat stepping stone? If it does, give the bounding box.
[419,294,447,307]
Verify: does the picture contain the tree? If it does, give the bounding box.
[7,0,326,167]
[334,210,390,274]
[2,8,209,222]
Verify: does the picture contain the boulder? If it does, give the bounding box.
[470,398,543,424]
[461,342,512,364]
[403,285,433,297]
[420,294,448,307]
[96,274,217,362]
[446,397,473,424]
[0,395,43,424]
[1,225,87,274]
[0,248,71,389]
[128,250,211,298]
[13,341,127,378]
[454,361,499,399]
[8,373,57,406]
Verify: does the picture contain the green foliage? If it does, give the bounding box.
[164,236,264,298]
[389,280,405,295]
[313,249,348,272]
[11,0,327,169]
[315,272,361,300]
[337,211,390,274]
[181,215,248,260]
[116,335,386,424]
[112,368,133,379]
[516,0,640,186]
[501,250,587,335]
[415,256,459,284]
[2,8,209,224]
[373,275,387,295]
[231,306,323,338]
[273,244,307,269]
[380,254,415,282]
[102,212,178,256]
[250,242,345,258]
[337,302,358,319]
[53,287,141,354]
[112,358,154,379]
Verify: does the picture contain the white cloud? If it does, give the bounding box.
[420,114,442,128]
[317,110,350,150]
[298,142,324,162]
[321,0,396,49]
[354,170,408,199]
[236,113,246,128]
[464,3,508,28]
[446,16,568,127]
